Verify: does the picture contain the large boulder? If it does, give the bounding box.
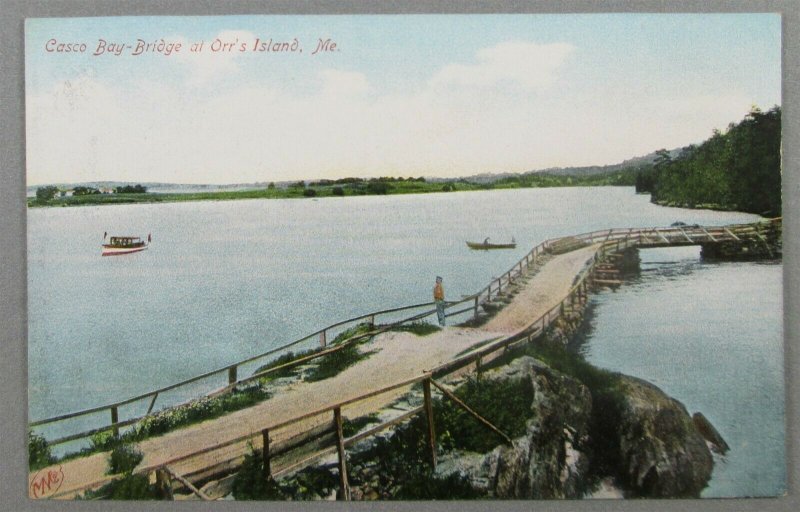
[436,356,714,499]
[615,375,713,497]
[440,356,593,499]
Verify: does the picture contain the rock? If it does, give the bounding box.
[615,376,713,497]
[692,412,730,455]
[434,357,712,499]
[447,357,593,499]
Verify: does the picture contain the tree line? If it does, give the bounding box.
[635,106,781,216]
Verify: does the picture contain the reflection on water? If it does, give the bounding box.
[579,246,784,497]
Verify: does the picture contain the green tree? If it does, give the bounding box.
[35,186,59,202]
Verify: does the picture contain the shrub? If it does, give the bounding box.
[231,447,285,500]
[342,413,381,438]
[81,474,160,500]
[108,444,143,475]
[303,188,317,197]
[332,186,345,196]
[305,343,375,382]
[434,376,534,453]
[35,186,59,203]
[28,431,55,470]
[254,350,312,381]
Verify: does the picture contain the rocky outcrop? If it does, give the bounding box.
[437,357,592,498]
[614,375,714,497]
[483,357,592,498]
[437,357,713,499]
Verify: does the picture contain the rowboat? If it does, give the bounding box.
[101,235,150,256]
[466,239,517,250]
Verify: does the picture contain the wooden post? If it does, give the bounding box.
[228,366,237,385]
[497,278,502,294]
[262,429,272,482]
[476,356,482,380]
[423,378,437,469]
[110,406,119,439]
[473,296,479,319]
[320,330,327,348]
[155,469,174,500]
[368,314,375,326]
[333,407,351,501]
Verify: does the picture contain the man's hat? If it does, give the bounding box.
[436,276,443,281]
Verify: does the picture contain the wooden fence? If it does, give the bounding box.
[32,219,780,456]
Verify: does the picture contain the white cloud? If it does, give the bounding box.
[429,41,575,90]
[25,40,762,185]
[319,69,371,97]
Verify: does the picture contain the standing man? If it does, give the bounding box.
[433,276,446,326]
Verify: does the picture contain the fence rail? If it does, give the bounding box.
[32,218,781,451]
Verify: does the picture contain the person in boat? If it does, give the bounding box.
[483,237,490,246]
[433,276,445,326]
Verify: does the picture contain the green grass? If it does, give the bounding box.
[388,322,441,337]
[55,384,272,464]
[78,443,157,500]
[304,343,376,382]
[28,170,640,209]
[253,349,315,382]
[342,413,381,438]
[28,431,56,471]
[433,377,534,453]
[108,444,143,475]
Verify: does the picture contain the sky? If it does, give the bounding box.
[25,14,781,185]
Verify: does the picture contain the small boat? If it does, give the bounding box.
[466,238,517,250]
[102,234,150,256]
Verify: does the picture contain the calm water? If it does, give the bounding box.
[27,187,783,495]
[579,247,784,497]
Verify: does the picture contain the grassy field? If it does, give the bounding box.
[28,171,638,208]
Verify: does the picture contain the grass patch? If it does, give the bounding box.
[57,384,272,463]
[253,349,314,382]
[108,444,143,475]
[342,413,381,438]
[80,474,161,500]
[28,431,55,471]
[305,343,376,382]
[79,443,158,500]
[330,323,374,345]
[433,377,534,453]
[388,322,441,337]
[484,337,628,483]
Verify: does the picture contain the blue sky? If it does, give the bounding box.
[25,14,781,185]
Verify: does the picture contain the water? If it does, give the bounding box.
[27,186,782,495]
[579,246,784,497]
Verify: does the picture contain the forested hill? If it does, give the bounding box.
[635,107,781,216]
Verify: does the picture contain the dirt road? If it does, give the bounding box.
[35,243,600,499]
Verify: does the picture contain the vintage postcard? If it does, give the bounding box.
[25,13,784,501]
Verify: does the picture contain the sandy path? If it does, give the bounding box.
[482,244,599,333]
[35,244,600,499]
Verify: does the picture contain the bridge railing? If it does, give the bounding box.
[52,218,780,499]
[50,235,631,499]
[30,234,559,449]
[31,218,780,452]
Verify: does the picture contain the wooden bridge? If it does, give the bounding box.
[29,218,781,500]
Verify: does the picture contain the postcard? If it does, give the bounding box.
[25,13,784,501]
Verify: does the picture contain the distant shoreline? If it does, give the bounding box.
[26,174,638,208]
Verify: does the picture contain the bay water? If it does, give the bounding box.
[27,186,783,495]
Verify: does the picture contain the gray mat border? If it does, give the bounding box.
[1,1,797,511]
